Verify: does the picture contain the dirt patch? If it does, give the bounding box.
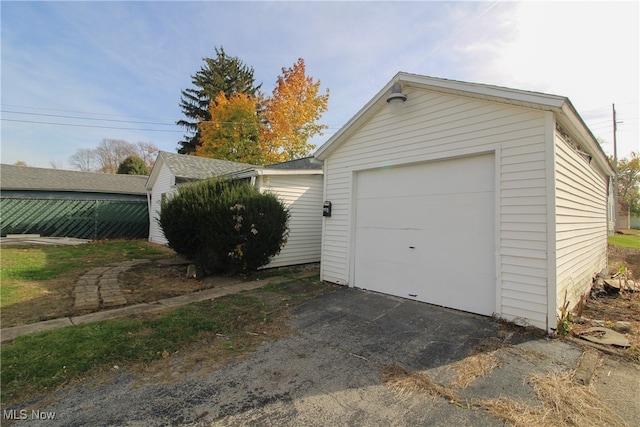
[118,261,324,305]
[608,244,640,277]
[1,275,78,327]
[119,260,213,304]
[571,244,640,361]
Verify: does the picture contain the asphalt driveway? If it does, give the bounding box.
[14,288,589,426]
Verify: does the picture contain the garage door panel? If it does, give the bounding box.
[357,191,492,231]
[356,257,412,294]
[414,272,497,315]
[356,197,423,229]
[355,228,421,264]
[357,156,494,199]
[354,154,495,316]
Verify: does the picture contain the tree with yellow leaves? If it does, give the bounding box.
[261,58,329,163]
[196,91,266,165]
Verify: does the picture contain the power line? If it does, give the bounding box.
[1,104,348,128]
[1,110,176,126]
[1,118,345,133]
[1,104,176,121]
[1,118,184,133]
[1,104,347,132]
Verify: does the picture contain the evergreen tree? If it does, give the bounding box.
[117,155,150,175]
[159,179,289,274]
[177,46,262,154]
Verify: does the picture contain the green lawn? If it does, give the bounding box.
[1,294,274,404]
[608,234,640,249]
[1,240,174,306]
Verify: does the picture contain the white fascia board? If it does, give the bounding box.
[229,169,260,179]
[145,152,165,191]
[397,72,567,110]
[227,167,260,179]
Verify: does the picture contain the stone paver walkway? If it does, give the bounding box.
[74,260,151,310]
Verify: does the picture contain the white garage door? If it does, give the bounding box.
[354,154,496,316]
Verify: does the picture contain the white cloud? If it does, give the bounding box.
[2,1,637,168]
[448,1,639,157]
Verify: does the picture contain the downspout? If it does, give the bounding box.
[252,170,265,192]
[146,190,152,242]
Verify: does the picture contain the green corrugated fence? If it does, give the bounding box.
[0,198,149,240]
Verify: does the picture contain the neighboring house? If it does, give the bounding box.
[229,157,323,268]
[0,164,149,239]
[314,72,615,331]
[146,152,323,268]
[146,151,256,244]
[617,200,631,230]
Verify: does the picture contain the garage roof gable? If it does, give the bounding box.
[314,72,613,176]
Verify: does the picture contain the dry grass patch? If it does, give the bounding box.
[382,364,463,405]
[383,358,627,427]
[449,351,500,389]
[481,371,628,427]
[382,350,501,407]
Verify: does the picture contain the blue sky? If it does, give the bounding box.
[1,1,638,169]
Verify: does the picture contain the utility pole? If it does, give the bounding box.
[612,103,619,231]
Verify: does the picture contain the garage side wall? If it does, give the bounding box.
[260,174,323,268]
[148,164,175,245]
[554,130,608,316]
[321,89,550,328]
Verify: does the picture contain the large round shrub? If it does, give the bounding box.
[158,179,289,275]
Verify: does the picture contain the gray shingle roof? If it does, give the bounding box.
[0,164,148,195]
[159,151,257,180]
[263,157,323,170]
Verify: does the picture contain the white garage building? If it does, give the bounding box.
[314,73,614,331]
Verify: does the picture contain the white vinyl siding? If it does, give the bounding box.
[499,136,548,328]
[259,174,323,268]
[148,164,175,245]
[321,88,550,328]
[554,132,608,312]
